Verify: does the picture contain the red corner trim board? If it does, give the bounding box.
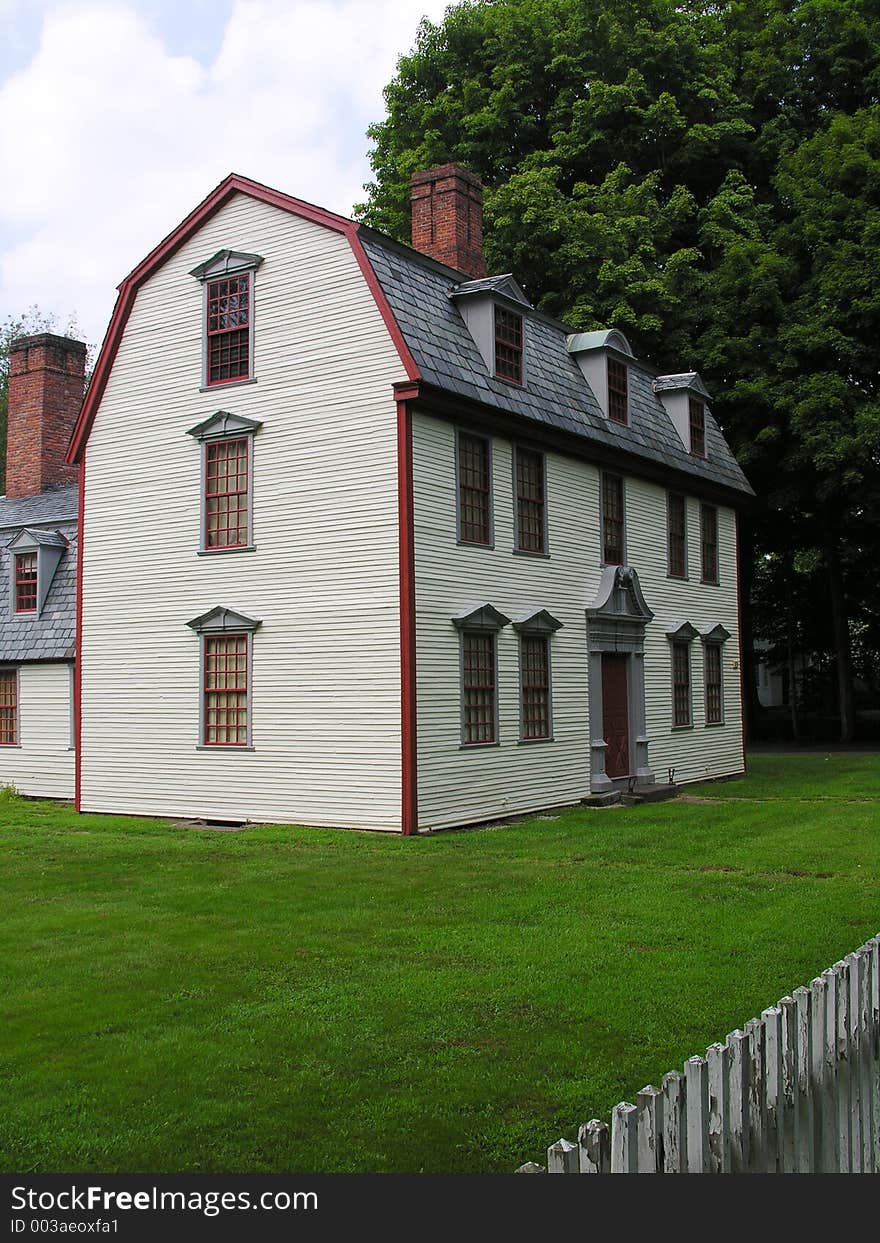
[68,172,422,833]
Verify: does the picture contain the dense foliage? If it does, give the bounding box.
[360,0,880,739]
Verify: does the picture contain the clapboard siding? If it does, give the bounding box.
[0,662,73,799]
[80,194,407,828]
[413,413,743,829]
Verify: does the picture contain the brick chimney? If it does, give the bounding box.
[5,333,86,498]
[410,163,487,278]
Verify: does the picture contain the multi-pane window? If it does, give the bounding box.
[462,631,496,745]
[602,472,625,564]
[205,438,249,548]
[689,398,706,457]
[608,358,628,425]
[705,643,723,725]
[520,635,551,741]
[207,274,251,385]
[494,306,523,384]
[457,432,491,545]
[668,492,687,578]
[701,504,719,584]
[672,642,691,727]
[515,448,546,553]
[0,669,17,745]
[203,634,249,746]
[14,553,37,613]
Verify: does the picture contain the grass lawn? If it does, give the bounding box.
[1,752,878,1174]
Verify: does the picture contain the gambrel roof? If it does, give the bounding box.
[68,172,752,503]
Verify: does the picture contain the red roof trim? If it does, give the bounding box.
[67,173,420,462]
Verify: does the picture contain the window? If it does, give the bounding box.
[0,669,17,745]
[672,642,691,728]
[515,447,546,554]
[608,358,628,425]
[190,249,263,389]
[187,411,261,553]
[187,605,261,748]
[207,274,251,385]
[457,432,491,545]
[689,399,706,457]
[205,438,249,549]
[14,552,37,613]
[667,493,687,578]
[203,634,249,747]
[520,634,551,741]
[602,472,625,564]
[461,631,496,745]
[494,305,523,384]
[701,504,719,584]
[705,643,723,724]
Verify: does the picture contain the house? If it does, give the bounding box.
[0,333,84,798]
[66,165,753,833]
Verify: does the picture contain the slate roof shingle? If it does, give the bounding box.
[360,231,753,500]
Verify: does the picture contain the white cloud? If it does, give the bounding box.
[0,0,449,346]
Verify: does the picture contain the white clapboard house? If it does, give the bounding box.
[64,165,753,833]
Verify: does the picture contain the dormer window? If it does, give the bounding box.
[689,399,706,457]
[608,358,628,425]
[190,250,264,390]
[7,529,68,619]
[14,553,37,613]
[494,306,523,384]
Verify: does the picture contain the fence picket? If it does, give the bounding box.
[636,1086,664,1173]
[836,959,853,1172]
[745,1017,766,1171]
[870,938,880,1168]
[662,1071,686,1173]
[779,996,798,1172]
[611,1103,638,1173]
[727,1029,750,1172]
[706,1042,730,1173]
[855,949,874,1173]
[846,954,865,1173]
[762,1006,784,1173]
[547,1137,578,1174]
[822,967,841,1172]
[810,975,829,1171]
[685,1056,710,1173]
[578,1119,610,1174]
[794,987,814,1173]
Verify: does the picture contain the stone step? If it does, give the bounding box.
[580,791,622,808]
[620,783,681,806]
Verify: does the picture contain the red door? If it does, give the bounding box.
[602,654,630,778]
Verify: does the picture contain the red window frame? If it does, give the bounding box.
[705,643,723,724]
[515,447,546,553]
[608,358,628,425]
[206,273,251,386]
[494,305,523,384]
[520,634,551,741]
[602,473,625,564]
[205,438,249,549]
[668,492,687,578]
[701,504,719,584]
[462,631,496,745]
[672,642,691,728]
[457,432,491,545]
[14,552,37,613]
[203,634,249,747]
[689,398,706,457]
[0,669,17,745]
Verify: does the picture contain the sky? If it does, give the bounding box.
[0,0,451,349]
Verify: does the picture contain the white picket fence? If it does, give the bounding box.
[518,935,880,1174]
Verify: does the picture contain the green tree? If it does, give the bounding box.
[360,0,880,740]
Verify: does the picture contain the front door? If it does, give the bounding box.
[602,653,630,778]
